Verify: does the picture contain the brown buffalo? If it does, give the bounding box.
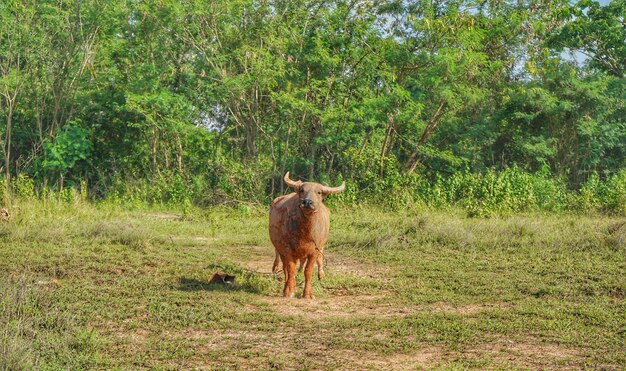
[269,172,345,298]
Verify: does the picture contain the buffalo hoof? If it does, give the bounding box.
[302,293,315,299]
[318,270,325,280]
[283,292,295,298]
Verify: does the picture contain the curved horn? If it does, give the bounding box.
[283,172,302,190]
[321,181,345,194]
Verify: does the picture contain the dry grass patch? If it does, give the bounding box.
[460,336,588,369]
[428,301,514,315]
[260,293,416,319]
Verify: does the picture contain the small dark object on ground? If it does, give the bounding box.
[209,272,236,285]
[608,221,625,235]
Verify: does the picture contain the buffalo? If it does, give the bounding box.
[269,172,345,298]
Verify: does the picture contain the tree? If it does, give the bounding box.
[549,0,625,78]
[0,3,35,183]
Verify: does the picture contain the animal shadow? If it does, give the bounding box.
[176,274,270,294]
[176,277,237,292]
[176,262,275,294]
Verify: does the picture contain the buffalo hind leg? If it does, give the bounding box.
[296,255,324,281]
[302,255,316,299]
[272,252,281,274]
[297,258,305,273]
[316,252,325,280]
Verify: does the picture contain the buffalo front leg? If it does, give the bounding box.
[282,257,297,298]
[302,255,316,299]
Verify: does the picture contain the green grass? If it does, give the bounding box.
[0,200,624,369]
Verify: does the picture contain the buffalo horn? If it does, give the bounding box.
[321,181,346,194]
[283,172,302,189]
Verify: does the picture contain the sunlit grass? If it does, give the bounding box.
[0,200,624,368]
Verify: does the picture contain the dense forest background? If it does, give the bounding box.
[0,0,624,213]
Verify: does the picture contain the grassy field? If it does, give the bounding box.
[0,200,625,369]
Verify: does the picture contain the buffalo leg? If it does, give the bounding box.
[297,255,324,280]
[282,257,296,298]
[316,252,325,280]
[302,255,316,299]
[272,252,281,274]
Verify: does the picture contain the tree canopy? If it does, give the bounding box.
[0,0,624,207]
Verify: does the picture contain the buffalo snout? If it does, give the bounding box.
[301,198,314,208]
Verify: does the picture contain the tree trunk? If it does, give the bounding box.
[405,101,446,174]
[308,121,317,180]
[4,105,13,183]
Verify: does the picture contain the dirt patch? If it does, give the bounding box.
[141,212,182,220]
[464,337,586,368]
[235,245,275,273]
[428,301,513,315]
[169,236,219,243]
[170,328,443,370]
[336,347,444,370]
[236,245,391,280]
[260,293,418,319]
[322,252,392,280]
[99,316,583,370]
[127,328,150,345]
[259,297,514,320]
[35,278,61,287]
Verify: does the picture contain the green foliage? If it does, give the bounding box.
[411,167,568,216]
[0,0,623,212]
[37,122,92,186]
[12,174,35,199]
[574,169,626,215]
[0,177,8,205]
[603,170,626,215]
[548,0,626,78]
[575,172,603,212]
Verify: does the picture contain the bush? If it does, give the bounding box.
[600,170,626,215]
[12,174,36,199]
[3,157,625,216]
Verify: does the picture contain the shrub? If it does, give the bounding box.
[3,159,624,216]
[601,170,626,215]
[12,174,36,199]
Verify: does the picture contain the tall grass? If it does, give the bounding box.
[0,276,102,369]
[2,167,625,216]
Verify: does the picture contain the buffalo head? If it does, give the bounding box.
[283,172,345,213]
